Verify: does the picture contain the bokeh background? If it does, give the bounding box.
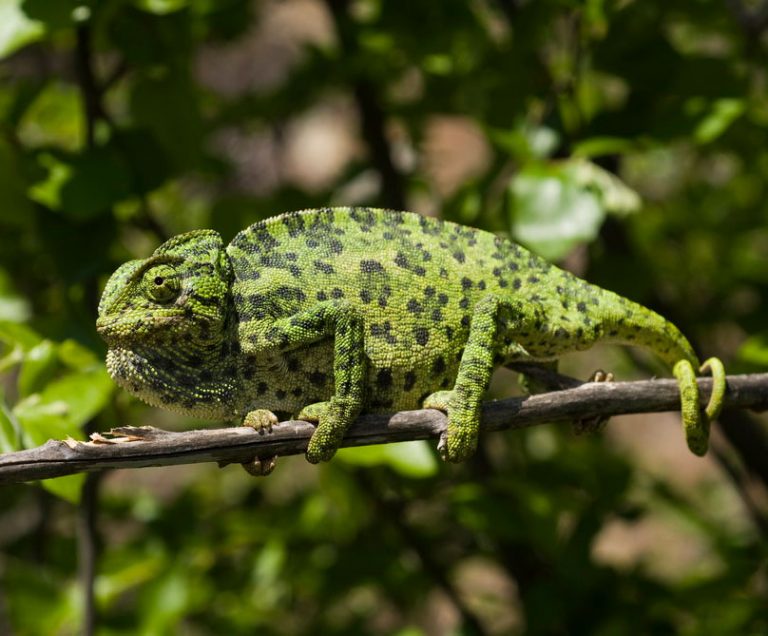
[1,0,767,634]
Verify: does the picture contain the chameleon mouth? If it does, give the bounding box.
[96,312,184,342]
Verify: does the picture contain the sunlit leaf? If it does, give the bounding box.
[0,0,45,59]
[694,98,745,144]
[508,161,605,260]
[0,389,21,453]
[337,440,438,478]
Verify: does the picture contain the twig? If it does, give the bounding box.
[0,373,766,485]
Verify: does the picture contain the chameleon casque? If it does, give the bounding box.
[96,207,725,472]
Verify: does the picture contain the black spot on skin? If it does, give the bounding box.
[276,389,287,400]
[287,358,301,372]
[257,382,268,394]
[438,293,449,306]
[431,309,442,322]
[577,302,587,312]
[461,315,471,327]
[461,277,473,290]
[424,286,435,297]
[406,299,423,314]
[432,356,446,375]
[528,275,539,283]
[314,260,335,274]
[453,251,466,264]
[317,291,328,301]
[331,288,344,299]
[292,387,303,397]
[404,371,416,391]
[478,280,486,290]
[360,260,385,273]
[414,327,429,345]
[309,371,327,386]
[513,278,521,290]
[445,326,454,339]
[459,297,469,309]
[377,368,393,388]
[360,289,372,304]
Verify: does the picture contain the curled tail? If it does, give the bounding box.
[598,289,726,456]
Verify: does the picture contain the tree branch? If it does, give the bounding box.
[1,373,767,485]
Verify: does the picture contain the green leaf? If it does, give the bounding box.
[337,441,438,478]
[508,161,605,260]
[0,269,31,322]
[134,0,189,15]
[0,389,22,453]
[694,98,745,144]
[564,158,641,216]
[17,339,57,397]
[29,146,134,219]
[0,0,45,60]
[0,319,43,352]
[41,473,84,504]
[737,334,768,367]
[14,365,112,445]
[18,81,83,151]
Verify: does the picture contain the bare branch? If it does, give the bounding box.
[1,373,767,485]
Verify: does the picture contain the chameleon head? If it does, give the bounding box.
[96,230,238,418]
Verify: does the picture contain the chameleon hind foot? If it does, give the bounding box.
[673,357,726,456]
[423,390,480,463]
[573,369,615,435]
[297,397,360,464]
[241,409,279,476]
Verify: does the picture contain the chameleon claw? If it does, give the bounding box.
[573,369,614,434]
[241,455,277,477]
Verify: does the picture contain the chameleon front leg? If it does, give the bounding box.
[260,300,366,464]
[423,294,512,462]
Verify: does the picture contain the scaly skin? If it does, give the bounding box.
[96,208,726,464]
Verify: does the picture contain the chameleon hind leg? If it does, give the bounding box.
[424,295,534,463]
[673,357,726,455]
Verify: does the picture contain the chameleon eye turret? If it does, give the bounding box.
[98,207,726,467]
[143,264,180,304]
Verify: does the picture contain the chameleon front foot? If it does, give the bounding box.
[297,397,360,464]
[573,369,614,435]
[673,357,726,456]
[241,409,279,476]
[423,390,480,463]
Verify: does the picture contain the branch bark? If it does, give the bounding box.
[1,373,767,485]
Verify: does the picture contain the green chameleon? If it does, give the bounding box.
[96,208,726,472]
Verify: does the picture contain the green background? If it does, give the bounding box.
[1,0,767,633]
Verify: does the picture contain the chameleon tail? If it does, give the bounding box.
[599,290,726,456]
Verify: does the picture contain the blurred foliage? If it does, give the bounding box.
[0,0,767,634]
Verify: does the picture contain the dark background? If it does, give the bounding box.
[0,0,767,633]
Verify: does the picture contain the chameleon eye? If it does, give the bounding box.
[144,265,180,304]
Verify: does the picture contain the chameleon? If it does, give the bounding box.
[96,207,726,472]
